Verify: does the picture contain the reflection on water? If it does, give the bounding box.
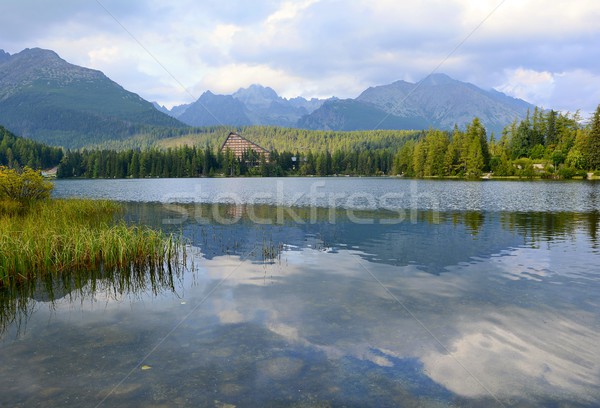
[128,203,600,271]
[0,259,182,337]
[1,204,600,407]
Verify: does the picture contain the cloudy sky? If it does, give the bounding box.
[2,0,600,115]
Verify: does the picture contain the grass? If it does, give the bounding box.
[0,198,184,288]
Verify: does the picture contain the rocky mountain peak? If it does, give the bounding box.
[0,50,10,64]
[417,73,456,86]
[0,47,183,147]
[233,84,280,108]
[0,47,105,97]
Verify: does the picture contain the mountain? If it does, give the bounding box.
[0,48,184,148]
[162,85,327,127]
[0,50,9,64]
[0,46,537,146]
[297,99,429,131]
[160,75,533,133]
[166,74,533,133]
[152,102,170,115]
[231,84,320,127]
[344,73,533,134]
[176,91,252,127]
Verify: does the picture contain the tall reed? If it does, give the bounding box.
[0,199,184,288]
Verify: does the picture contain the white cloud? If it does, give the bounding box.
[265,0,320,27]
[421,308,600,400]
[496,68,600,115]
[1,0,599,111]
[196,63,303,96]
[550,70,600,116]
[209,24,242,51]
[196,246,600,402]
[496,68,555,106]
[87,46,121,66]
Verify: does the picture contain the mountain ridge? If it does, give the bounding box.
[0,48,184,148]
[161,73,535,134]
[0,47,537,148]
[177,91,252,127]
[347,73,534,133]
[161,84,328,127]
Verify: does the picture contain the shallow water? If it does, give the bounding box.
[1,179,600,407]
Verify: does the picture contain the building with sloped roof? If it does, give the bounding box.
[220,132,269,160]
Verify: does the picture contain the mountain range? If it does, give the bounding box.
[154,84,328,128]
[157,75,534,134]
[0,48,184,148]
[0,47,536,148]
[331,74,533,134]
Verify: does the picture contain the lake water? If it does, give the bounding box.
[1,178,600,407]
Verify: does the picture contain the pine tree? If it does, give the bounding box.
[466,136,484,177]
[412,141,427,177]
[465,118,489,173]
[531,106,546,146]
[546,110,558,147]
[587,105,600,170]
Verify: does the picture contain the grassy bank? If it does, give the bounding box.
[0,198,183,288]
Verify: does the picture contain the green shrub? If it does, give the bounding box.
[557,167,577,179]
[0,166,53,205]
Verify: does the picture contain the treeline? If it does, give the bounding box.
[233,126,423,153]
[92,125,424,154]
[0,126,63,169]
[56,146,397,178]
[393,106,600,178]
[58,127,422,178]
[57,105,600,179]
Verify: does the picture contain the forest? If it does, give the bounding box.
[57,127,422,178]
[2,105,600,179]
[56,105,600,179]
[0,126,63,170]
[395,106,600,178]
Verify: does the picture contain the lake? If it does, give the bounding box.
[1,178,600,407]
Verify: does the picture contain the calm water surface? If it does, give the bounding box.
[51,177,600,212]
[1,178,599,407]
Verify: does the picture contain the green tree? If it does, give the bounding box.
[531,106,546,146]
[315,151,329,176]
[393,140,415,175]
[511,115,532,158]
[452,125,471,175]
[546,110,558,147]
[565,148,586,170]
[412,141,427,177]
[587,105,600,170]
[466,135,484,177]
[424,130,450,176]
[129,151,140,178]
[464,118,489,175]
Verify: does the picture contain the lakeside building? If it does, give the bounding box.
[220,132,270,161]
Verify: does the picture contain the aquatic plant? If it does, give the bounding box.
[0,199,184,288]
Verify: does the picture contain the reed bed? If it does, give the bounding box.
[0,199,183,288]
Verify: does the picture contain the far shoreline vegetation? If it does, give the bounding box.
[0,167,184,291]
[1,104,600,180]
